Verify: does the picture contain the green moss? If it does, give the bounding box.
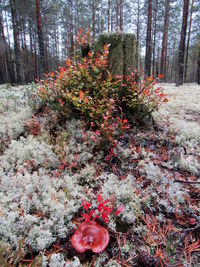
[94,32,139,76]
[123,33,136,75]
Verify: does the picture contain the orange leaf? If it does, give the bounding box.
[88,52,93,58]
[59,71,64,79]
[50,72,54,78]
[79,90,84,100]
[158,74,164,79]
[84,97,89,103]
[104,44,109,51]
[66,58,71,67]
[78,28,83,36]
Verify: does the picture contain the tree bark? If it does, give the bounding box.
[152,0,158,75]
[184,0,194,81]
[108,0,110,32]
[177,0,189,86]
[111,3,114,31]
[119,0,123,31]
[197,45,200,85]
[36,0,46,76]
[160,0,170,78]
[116,0,119,31]
[101,0,103,32]
[29,22,34,81]
[10,0,21,83]
[0,15,15,83]
[145,0,152,77]
[33,32,38,80]
[70,0,74,57]
[92,0,95,39]
[136,0,141,70]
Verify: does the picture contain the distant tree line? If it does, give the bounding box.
[0,0,199,85]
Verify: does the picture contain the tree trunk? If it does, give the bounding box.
[101,0,103,32]
[92,0,95,39]
[70,0,74,57]
[29,23,34,81]
[97,3,100,34]
[44,13,49,73]
[119,0,123,31]
[170,38,177,81]
[160,0,170,78]
[184,0,194,81]
[0,15,15,83]
[108,0,110,32]
[164,37,168,82]
[36,0,46,76]
[10,0,21,83]
[177,0,189,86]
[136,0,141,70]
[116,0,119,31]
[111,3,114,31]
[197,45,200,85]
[33,32,38,80]
[152,0,158,75]
[145,0,152,77]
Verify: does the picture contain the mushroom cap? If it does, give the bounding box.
[71,221,110,253]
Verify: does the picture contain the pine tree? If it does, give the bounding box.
[10,0,21,83]
[177,0,190,86]
[145,0,153,77]
[198,44,200,85]
[184,0,194,81]
[36,0,46,76]
[160,0,170,79]
[119,0,123,31]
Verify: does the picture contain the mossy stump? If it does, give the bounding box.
[94,32,139,76]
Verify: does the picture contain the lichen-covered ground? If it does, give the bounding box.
[0,83,200,267]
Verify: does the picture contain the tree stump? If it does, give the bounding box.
[94,32,139,76]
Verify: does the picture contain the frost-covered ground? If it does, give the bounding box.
[0,83,200,266]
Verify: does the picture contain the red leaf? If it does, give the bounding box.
[188,218,196,226]
[82,200,92,212]
[98,194,103,203]
[114,205,124,216]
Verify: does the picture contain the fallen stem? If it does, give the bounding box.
[174,179,200,184]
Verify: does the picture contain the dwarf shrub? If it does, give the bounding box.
[37,31,167,150]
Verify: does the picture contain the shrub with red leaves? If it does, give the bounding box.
[29,117,41,136]
[70,194,123,254]
[81,194,123,224]
[37,30,167,150]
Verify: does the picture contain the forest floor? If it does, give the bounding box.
[0,83,200,267]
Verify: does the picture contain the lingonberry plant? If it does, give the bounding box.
[81,194,123,224]
[37,30,167,151]
[28,116,41,137]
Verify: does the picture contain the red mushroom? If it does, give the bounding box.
[71,221,109,253]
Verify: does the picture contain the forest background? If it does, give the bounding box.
[0,0,199,85]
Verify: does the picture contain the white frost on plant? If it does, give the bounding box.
[0,107,33,148]
[101,173,141,224]
[177,154,200,175]
[0,136,59,171]
[42,254,81,267]
[144,162,163,182]
[170,119,200,145]
[0,169,83,251]
[167,181,188,204]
